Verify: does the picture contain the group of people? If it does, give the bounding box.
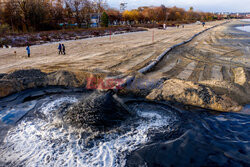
[25,43,66,57]
[176,24,185,28]
[163,23,185,30]
[58,43,66,55]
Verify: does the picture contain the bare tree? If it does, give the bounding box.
[64,0,85,27]
[2,0,22,31]
[50,0,64,24]
[17,0,31,31]
[80,0,94,27]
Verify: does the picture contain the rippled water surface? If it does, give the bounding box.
[0,88,249,167]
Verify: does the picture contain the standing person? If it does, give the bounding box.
[62,44,66,55]
[26,45,30,58]
[163,23,166,30]
[202,22,205,27]
[58,43,62,55]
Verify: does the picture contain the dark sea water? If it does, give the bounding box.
[0,89,249,167]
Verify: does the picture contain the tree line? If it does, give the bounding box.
[111,6,216,25]
[0,0,217,32]
[0,0,105,32]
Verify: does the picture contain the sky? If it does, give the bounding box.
[106,0,250,13]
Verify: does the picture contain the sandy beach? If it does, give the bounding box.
[0,20,226,74]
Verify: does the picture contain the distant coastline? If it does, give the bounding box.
[236,19,250,32]
[241,19,250,22]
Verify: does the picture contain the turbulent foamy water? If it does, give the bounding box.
[0,95,176,166]
[0,89,249,167]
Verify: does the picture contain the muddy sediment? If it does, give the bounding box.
[0,69,106,98]
[64,91,132,130]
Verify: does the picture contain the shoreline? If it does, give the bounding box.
[0,30,149,50]
[229,20,250,33]
[0,27,147,48]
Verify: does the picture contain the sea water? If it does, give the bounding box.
[237,25,250,33]
[0,90,249,167]
[237,19,250,32]
[0,92,177,166]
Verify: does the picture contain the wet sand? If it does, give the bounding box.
[146,20,250,80]
[144,20,250,105]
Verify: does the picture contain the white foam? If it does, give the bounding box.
[38,97,78,121]
[0,98,173,167]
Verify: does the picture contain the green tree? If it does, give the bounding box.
[101,11,109,27]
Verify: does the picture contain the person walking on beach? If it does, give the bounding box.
[202,22,205,27]
[62,44,66,55]
[58,43,62,55]
[26,45,30,58]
